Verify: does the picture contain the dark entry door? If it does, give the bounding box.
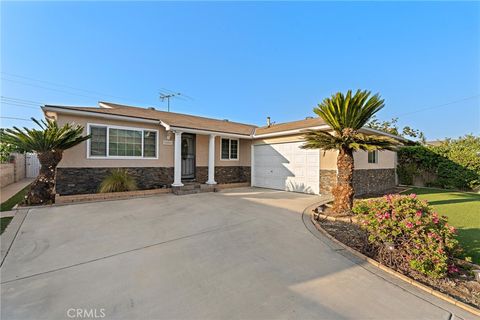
[181,134,196,179]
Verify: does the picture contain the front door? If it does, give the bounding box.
[181,134,196,179]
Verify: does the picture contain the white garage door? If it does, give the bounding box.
[252,141,320,194]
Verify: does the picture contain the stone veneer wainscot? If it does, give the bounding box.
[56,166,251,195]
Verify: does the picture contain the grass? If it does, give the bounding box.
[0,217,13,234]
[403,187,480,264]
[0,185,30,212]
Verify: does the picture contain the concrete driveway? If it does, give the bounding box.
[1,188,476,319]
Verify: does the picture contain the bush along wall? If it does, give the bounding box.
[397,135,480,191]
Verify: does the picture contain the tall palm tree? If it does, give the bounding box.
[302,90,401,214]
[0,118,90,205]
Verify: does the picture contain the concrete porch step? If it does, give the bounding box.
[172,183,216,195]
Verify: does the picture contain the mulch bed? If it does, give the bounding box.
[317,213,480,309]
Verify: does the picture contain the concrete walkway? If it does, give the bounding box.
[0,178,33,204]
[0,188,477,319]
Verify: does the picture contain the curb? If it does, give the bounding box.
[306,203,480,317]
[0,209,28,267]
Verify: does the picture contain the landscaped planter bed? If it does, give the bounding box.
[55,182,251,204]
[312,210,480,310]
[55,188,172,204]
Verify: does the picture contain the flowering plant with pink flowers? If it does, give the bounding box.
[353,194,460,278]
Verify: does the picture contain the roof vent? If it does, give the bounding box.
[147,107,156,110]
[305,116,313,120]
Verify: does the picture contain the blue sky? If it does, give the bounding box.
[1,1,479,140]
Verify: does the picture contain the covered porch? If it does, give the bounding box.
[166,126,251,188]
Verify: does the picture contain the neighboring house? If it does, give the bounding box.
[42,102,402,196]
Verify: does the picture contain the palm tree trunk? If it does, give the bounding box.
[332,147,355,214]
[25,150,63,205]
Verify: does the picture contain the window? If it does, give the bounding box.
[89,126,107,156]
[221,138,239,160]
[368,150,378,164]
[109,128,142,157]
[88,124,158,158]
[143,131,157,158]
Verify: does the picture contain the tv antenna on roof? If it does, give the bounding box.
[159,88,193,112]
[159,92,181,112]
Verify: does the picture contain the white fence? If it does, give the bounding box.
[26,153,40,178]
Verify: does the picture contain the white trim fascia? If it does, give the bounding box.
[359,127,408,142]
[253,125,407,142]
[99,102,114,109]
[42,106,160,125]
[86,122,159,160]
[168,126,251,139]
[252,125,330,139]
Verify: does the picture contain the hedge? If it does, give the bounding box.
[397,135,480,191]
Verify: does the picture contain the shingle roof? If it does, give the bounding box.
[45,102,257,136]
[254,117,326,135]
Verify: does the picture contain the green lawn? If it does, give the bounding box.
[403,187,480,264]
[0,217,13,234]
[0,185,30,212]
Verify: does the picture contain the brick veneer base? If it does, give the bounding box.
[195,166,251,184]
[320,168,396,196]
[56,166,251,195]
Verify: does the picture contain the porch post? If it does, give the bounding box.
[206,134,217,185]
[172,130,184,187]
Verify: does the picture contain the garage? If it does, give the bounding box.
[252,141,320,194]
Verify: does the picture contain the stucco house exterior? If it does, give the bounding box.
[42,102,402,196]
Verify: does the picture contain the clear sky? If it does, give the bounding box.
[1,1,479,140]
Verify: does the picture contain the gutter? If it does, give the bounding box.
[42,106,161,125]
[252,125,330,138]
[359,127,409,142]
[168,126,252,139]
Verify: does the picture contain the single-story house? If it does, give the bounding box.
[42,102,403,196]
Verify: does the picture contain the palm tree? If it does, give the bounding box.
[302,90,401,215]
[0,118,90,205]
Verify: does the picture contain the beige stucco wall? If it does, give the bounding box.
[319,149,396,170]
[0,164,15,188]
[55,113,251,168]
[194,135,250,167]
[320,150,338,170]
[354,150,396,169]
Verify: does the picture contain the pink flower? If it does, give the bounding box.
[415,220,422,226]
[449,226,456,234]
[448,265,459,274]
[405,222,414,229]
[409,194,417,199]
[416,211,422,217]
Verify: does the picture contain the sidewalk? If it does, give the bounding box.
[0,178,34,205]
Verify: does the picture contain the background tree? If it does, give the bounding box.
[302,90,401,214]
[367,116,426,143]
[0,118,90,205]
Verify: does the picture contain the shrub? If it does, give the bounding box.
[353,194,460,278]
[99,169,137,193]
[397,135,480,190]
[0,142,19,163]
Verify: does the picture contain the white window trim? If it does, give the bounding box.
[87,123,159,160]
[220,138,239,161]
[367,150,378,164]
